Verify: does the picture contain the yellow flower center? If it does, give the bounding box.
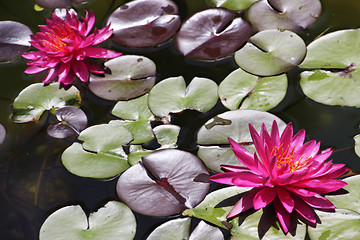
[41,23,76,52]
[271,144,312,172]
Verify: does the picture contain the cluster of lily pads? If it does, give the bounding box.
[1,0,360,239]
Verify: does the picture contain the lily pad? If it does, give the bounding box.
[61,124,133,179]
[354,134,360,158]
[0,21,32,62]
[153,124,180,148]
[89,55,156,101]
[147,218,224,240]
[39,201,136,240]
[197,109,286,172]
[12,83,81,123]
[0,123,5,145]
[299,29,360,107]
[308,209,360,240]
[209,0,258,11]
[148,76,218,117]
[248,0,322,32]
[219,68,287,111]
[183,186,251,229]
[116,149,210,216]
[47,106,87,139]
[234,29,306,76]
[174,8,252,59]
[108,0,181,47]
[127,145,153,166]
[34,0,88,9]
[326,174,360,213]
[111,94,155,144]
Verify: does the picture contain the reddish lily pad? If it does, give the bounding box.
[47,106,87,139]
[0,123,5,145]
[248,0,322,32]
[89,55,156,101]
[116,149,210,217]
[108,0,181,47]
[34,0,88,9]
[0,21,32,62]
[174,8,252,59]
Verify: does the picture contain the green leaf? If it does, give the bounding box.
[235,29,306,76]
[354,134,360,158]
[111,94,155,144]
[219,68,287,111]
[183,186,251,229]
[231,210,306,240]
[148,76,218,117]
[326,174,360,213]
[308,209,360,240]
[89,55,156,101]
[127,145,153,166]
[153,124,181,148]
[210,0,257,11]
[61,124,133,179]
[39,201,136,240]
[299,29,360,107]
[147,218,191,240]
[12,83,81,123]
[196,109,286,172]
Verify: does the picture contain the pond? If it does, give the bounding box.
[0,0,360,239]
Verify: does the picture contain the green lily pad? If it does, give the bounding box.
[235,29,306,76]
[219,68,287,111]
[299,29,360,107]
[326,174,360,213]
[127,145,153,166]
[354,134,360,158]
[231,210,306,240]
[89,55,156,101]
[153,124,181,148]
[183,186,251,229]
[111,94,155,144]
[197,109,286,172]
[12,83,81,123]
[248,0,322,32]
[308,209,360,240]
[39,201,136,240]
[147,218,224,240]
[209,0,257,11]
[148,76,218,117]
[61,124,133,179]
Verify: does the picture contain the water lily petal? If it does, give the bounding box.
[209,171,266,187]
[227,188,260,218]
[285,186,317,197]
[273,197,291,234]
[72,59,89,82]
[24,65,47,74]
[253,187,276,210]
[293,196,316,224]
[299,194,335,210]
[280,122,293,150]
[82,47,122,58]
[292,179,348,193]
[277,188,294,213]
[43,67,58,84]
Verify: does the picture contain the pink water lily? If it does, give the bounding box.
[22,10,121,85]
[210,121,349,234]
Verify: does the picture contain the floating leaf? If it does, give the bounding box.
[209,0,258,11]
[116,149,210,216]
[153,124,180,148]
[39,201,136,240]
[197,109,286,172]
[89,55,156,101]
[219,68,287,111]
[61,124,133,179]
[34,0,88,9]
[147,218,224,240]
[299,29,360,107]
[308,209,360,240]
[234,29,306,76]
[248,0,322,32]
[0,123,5,145]
[148,76,218,117]
[111,94,155,144]
[127,145,153,166]
[231,210,306,240]
[175,8,252,59]
[326,175,360,213]
[12,83,81,123]
[355,134,360,158]
[183,186,251,229]
[108,0,181,47]
[0,21,32,62]
[47,106,87,139]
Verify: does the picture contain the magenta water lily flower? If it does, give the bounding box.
[22,10,121,85]
[210,121,349,234]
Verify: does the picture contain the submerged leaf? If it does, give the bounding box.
[0,124,5,145]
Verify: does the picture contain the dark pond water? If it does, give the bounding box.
[0,0,360,239]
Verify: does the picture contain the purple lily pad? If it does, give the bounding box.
[0,21,32,62]
[107,0,181,48]
[116,149,210,217]
[0,124,6,145]
[47,106,87,139]
[248,0,322,32]
[34,0,87,9]
[174,8,252,59]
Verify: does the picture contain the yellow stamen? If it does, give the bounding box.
[271,144,312,172]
